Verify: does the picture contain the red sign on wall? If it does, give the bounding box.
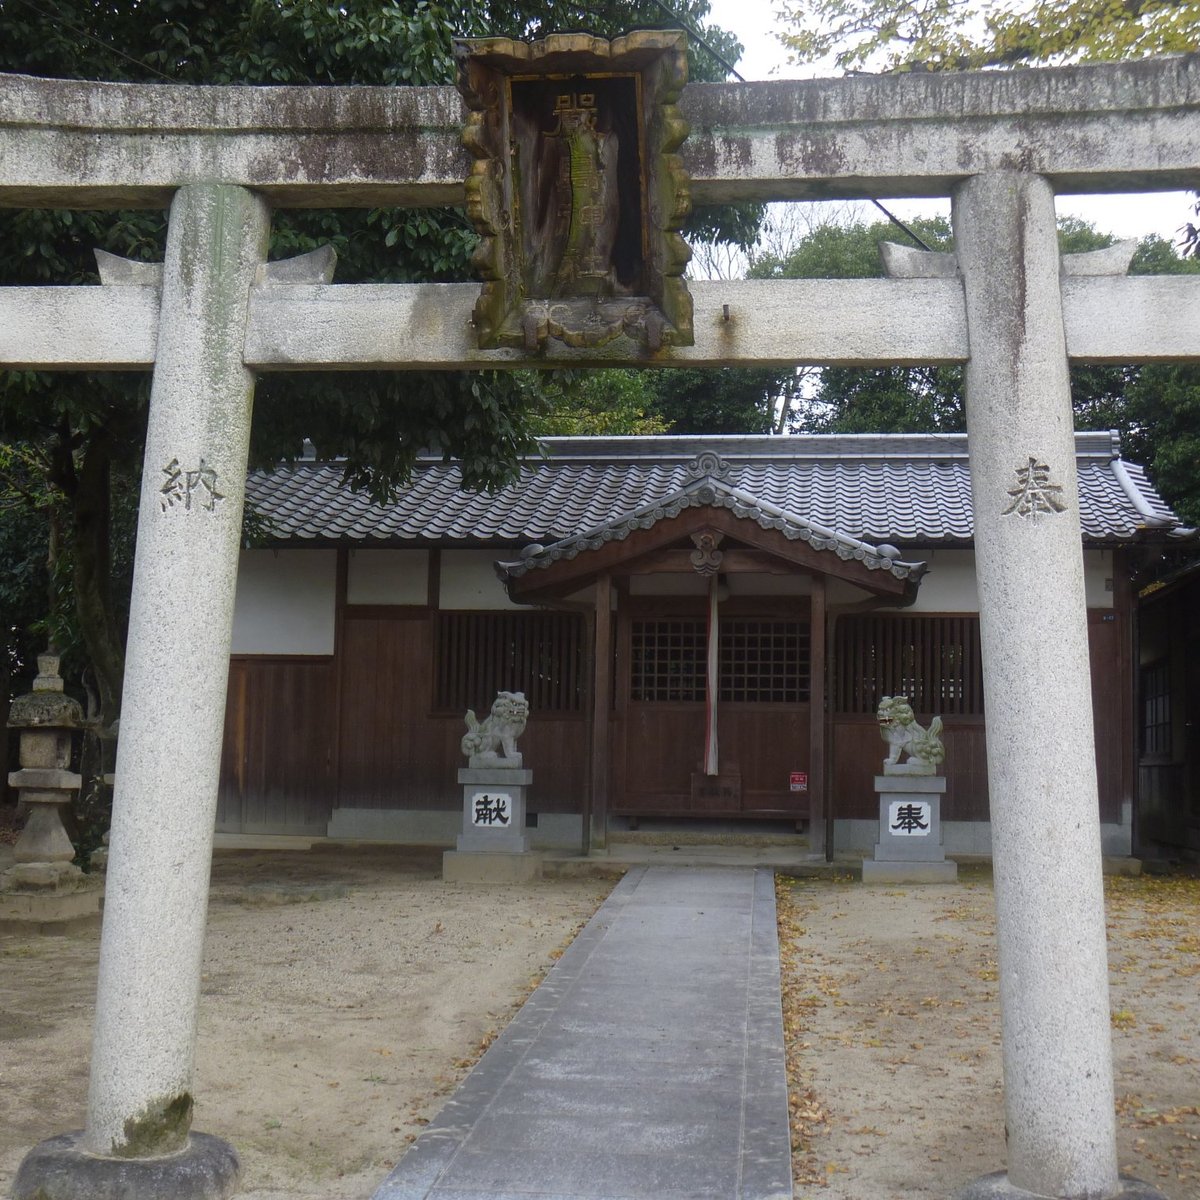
[789,772,808,793]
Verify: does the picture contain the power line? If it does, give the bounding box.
[7,0,175,82]
[646,0,745,81]
[869,199,934,251]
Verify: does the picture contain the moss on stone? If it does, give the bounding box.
[115,1092,193,1157]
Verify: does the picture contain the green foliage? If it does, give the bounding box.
[0,442,52,688]
[752,215,952,278]
[1124,366,1200,526]
[777,0,1200,74]
[644,367,780,434]
[529,371,668,436]
[0,0,761,720]
[759,213,1200,525]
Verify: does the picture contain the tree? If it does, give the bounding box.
[774,0,1200,254]
[751,215,965,434]
[644,367,793,434]
[529,371,668,436]
[753,213,1200,523]
[776,0,1200,75]
[0,0,759,727]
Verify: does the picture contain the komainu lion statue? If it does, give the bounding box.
[461,691,530,766]
[877,695,945,771]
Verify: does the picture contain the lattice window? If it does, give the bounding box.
[631,618,810,703]
[833,614,984,716]
[1140,659,1171,757]
[631,619,707,702]
[435,611,586,713]
[720,619,810,702]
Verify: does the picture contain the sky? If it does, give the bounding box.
[702,0,1193,246]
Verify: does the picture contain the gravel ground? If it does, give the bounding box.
[2,844,1196,1200]
[779,865,1200,1200]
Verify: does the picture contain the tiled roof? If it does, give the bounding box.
[245,431,1186,549]
[496,475,927,584]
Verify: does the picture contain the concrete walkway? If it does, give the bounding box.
[372,866,793,1200]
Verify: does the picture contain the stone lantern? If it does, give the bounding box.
[1,653,102,930]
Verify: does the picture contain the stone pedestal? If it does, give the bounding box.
[862,772,957,884]
[455,767,532,853]
[2,653,104,932]
[443,767,541,883]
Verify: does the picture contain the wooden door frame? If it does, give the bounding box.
[611,589,820,823]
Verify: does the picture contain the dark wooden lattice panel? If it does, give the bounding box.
[833,614,984,716]
[631,617,810,704]
[1141,659,1171,757]
[630,619,707,702]
[435,611,586,713]
[719,619,810,703]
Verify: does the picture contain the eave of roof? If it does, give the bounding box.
[496,475,926,587]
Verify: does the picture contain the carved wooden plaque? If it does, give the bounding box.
[454,31,694,352]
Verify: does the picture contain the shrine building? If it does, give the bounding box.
[219,430,1188,856]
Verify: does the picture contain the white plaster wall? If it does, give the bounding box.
[1083,548,1116,608]
[440,549,519,609]
[629,574,709,596]
[907,550,979,612]
[830,548,1112,613]
[347,548,428,605]
[231,549,336,654]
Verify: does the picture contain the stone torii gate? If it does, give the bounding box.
[3,48,1199,1200]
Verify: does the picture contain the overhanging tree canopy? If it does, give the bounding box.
[0,0,757,725]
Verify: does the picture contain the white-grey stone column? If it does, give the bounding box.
[952,174,1161,1200]
[14,183,266,1200]
[89,183,267,1158]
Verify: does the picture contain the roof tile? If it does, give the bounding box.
[245,432,1186,549]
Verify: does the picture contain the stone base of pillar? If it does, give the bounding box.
[442,850,543,884]
[13,1131,239,1200]
[955,1169,1169,1199]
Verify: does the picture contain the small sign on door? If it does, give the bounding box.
[789,772,808,793]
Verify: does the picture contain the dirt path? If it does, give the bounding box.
[779,867,1200,1199]
[0,847,612,1200]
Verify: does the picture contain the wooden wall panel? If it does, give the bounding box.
[336,613,587,814]
[338,614,440,808]
[832,612,1125,825]
[719,707,810,817]
[217,658,336,834]
[619,706,705,812]
[831,717,989,822]
[1088,612,1123,824]
[216,660,247,830]
[618,704,809,817]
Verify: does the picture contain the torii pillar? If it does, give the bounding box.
[953,172,1163,1199]
[13,182,265,1199]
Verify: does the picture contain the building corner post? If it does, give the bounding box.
[13,183,268,1200]
[951,171,1164,1200]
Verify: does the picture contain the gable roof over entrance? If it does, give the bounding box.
[246,430,1187,550]
[496,470,926,601]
